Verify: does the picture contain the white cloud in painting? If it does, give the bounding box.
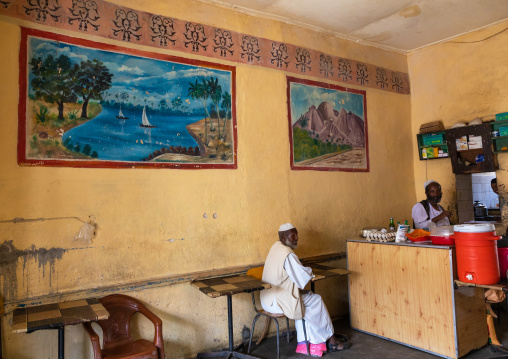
[32,42,90,62]
[33,42,70,56]
[162,68,229,81]
[117,65,144,75]
[68,52,89,61]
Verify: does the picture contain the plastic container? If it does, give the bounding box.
[454,224,501,285]
[422,133,445,146]
[405,229,431,242]
[498,247,508,279]
[430,225,454,245]
[496,112,508,121]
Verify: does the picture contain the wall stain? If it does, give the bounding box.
[0,240,66,303]
[399,5,421,18]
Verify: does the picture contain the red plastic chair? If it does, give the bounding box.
[83,294,164,359]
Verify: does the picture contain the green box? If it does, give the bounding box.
[500,126,508,136]
[422,133,444,146]
[425,147,435,158]
[496,112,508,121]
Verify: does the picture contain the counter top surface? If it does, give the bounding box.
[347,238,454,249]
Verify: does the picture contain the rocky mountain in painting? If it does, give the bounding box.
[294,102,365,147]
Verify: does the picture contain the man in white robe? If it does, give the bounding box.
[260,223,349,356]
[412,180,451,229]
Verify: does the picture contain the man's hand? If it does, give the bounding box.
[433,210,452,222]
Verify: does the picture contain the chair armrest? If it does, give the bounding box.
[137,303,165,357]
[83,322,103,359]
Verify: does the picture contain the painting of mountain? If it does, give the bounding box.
[287,77,369,172]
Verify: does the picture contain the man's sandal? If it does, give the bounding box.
[327,340,351,352]
[334,333,349,343]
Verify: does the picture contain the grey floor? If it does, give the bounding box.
[239,306,508,359]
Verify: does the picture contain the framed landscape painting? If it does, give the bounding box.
[18,28,236,169]
[287,76,369,172]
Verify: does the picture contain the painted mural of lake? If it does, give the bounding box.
[62,106,203,161]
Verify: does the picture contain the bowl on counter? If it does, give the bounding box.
[430,225,455,245]
[405,229,431,242]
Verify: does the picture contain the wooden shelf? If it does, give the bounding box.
[416,131,449,160]
[446,124,496,174]
[490,122,508,152]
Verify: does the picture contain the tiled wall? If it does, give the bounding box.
[472,172,499,209]
[456,174,475,223]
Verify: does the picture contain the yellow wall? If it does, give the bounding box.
[408,20,508,227]
[0,0,413,357]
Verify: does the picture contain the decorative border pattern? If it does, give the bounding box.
[0,0,410,94]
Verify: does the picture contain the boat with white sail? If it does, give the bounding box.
[139,106,156,128]
[116,105,128,119]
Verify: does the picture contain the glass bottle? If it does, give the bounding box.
[389,218,395,232]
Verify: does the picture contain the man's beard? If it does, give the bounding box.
[283,238,297,249]
[427,194,442,204]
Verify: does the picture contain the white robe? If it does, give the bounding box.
[412,202,450,229]
[260,253,334,344]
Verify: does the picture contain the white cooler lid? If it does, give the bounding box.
[454,223,495,233]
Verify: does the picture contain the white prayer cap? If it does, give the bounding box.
[424,180,438,190]
[279,223,295,232]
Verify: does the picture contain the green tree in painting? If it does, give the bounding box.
[171,97,182,112]
[120,91,129,105]
[82,144,92,156]
[298,114,309,128]
[188,79,211,144]
[200,78,214,131]
[159,99,167,112]
[221,91,231,139]
[73,59,113,118]
[30,54,78,120]
[207,76,222,138]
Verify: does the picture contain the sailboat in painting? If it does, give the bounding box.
[139,106,156,128]
[116,105,128,119]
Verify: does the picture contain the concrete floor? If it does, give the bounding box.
[238,309,508,359]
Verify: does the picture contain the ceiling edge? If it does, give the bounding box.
[407,18,508,54]
[196,0,407,54]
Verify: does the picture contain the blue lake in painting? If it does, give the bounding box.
[62,106,203,161]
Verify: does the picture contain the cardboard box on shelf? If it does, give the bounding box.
[422,133,445,146]
[468,135,483,149]
[419,121,445,134]
[456,136,468,151]
[496,112,508,122]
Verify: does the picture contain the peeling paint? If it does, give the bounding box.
[0,240,66,302]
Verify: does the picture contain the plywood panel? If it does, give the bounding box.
[348,242,456,358]
[455,286,488,357]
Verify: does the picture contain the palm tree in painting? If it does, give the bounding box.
[221,91,231,140]
[200,78,214,131]
[188,79,209,144]
[208,76,222,139]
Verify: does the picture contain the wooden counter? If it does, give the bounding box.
[347,240,487,359]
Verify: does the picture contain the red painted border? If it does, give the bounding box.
[18,27,237,169]
[286,76,370,172]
